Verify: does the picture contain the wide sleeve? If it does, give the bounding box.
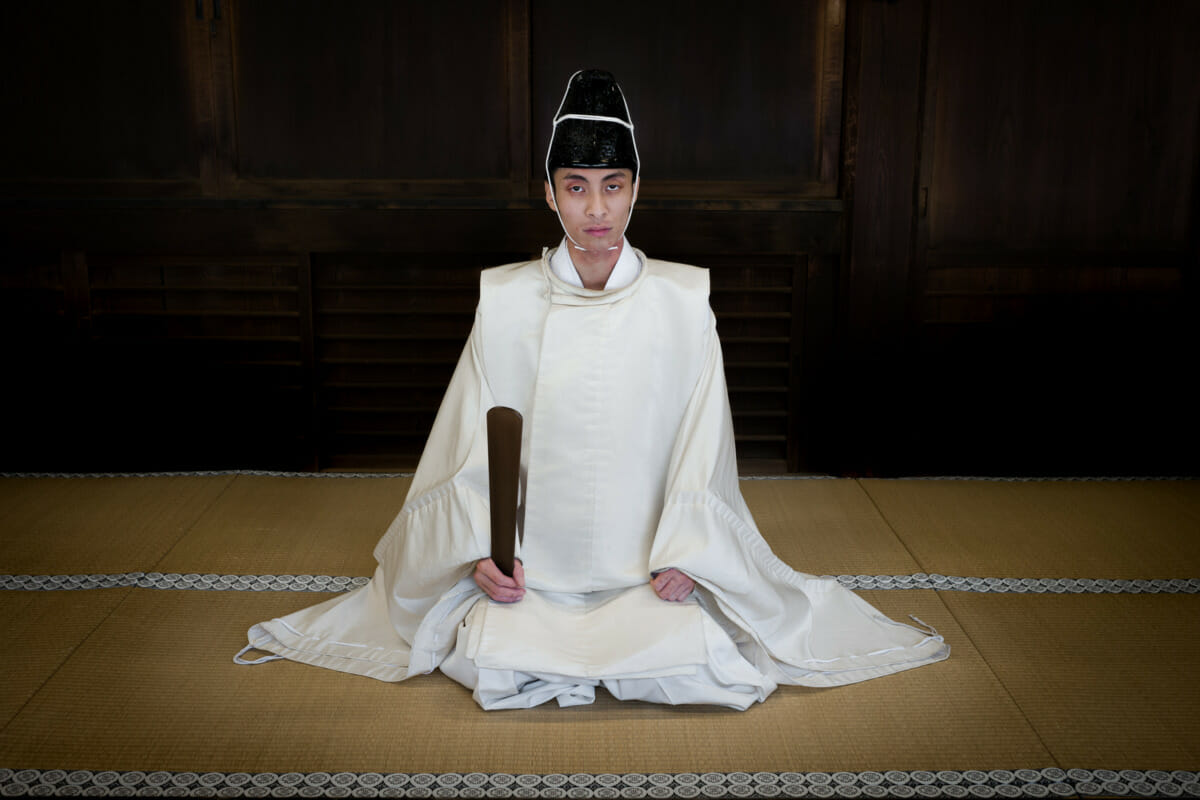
[648,316,756,591]
[241,313,497,681]
[371,312,497,653]
[648,317,950,687]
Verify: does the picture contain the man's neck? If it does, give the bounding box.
[568,240,623,290]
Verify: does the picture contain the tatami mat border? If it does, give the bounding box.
[5,471,1196,480]
[0,472,840,479]
[2,766,1197,798]
[0,470,417,479]
[4,572,1199,595]
[895,475,1195,481]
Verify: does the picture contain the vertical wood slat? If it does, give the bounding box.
[845,0,926,342]
[837,0,862,363]
[505,0,531,198]
[208,0,239,194]
[297,252,319,470]
[817,0,847,188]
[911,0,940,325]
[184,0,220,195]
[786,255,809,472]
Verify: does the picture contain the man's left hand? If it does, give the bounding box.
[651,568,695,602]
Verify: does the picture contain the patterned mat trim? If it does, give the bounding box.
[3,572,1198,595]
[0,470,418,479]
[4,471,1194,481]
[0,471,836,481]
[1,766,1197,798]
[895,475,1196,482]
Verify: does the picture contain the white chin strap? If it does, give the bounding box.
[550,188,637,253]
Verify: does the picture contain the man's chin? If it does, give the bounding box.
[575,235,621,254]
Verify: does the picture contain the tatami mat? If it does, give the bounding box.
[2,475,1198,795]
[741,480,924,576]
[152,476,411,576]
[942,592,1200,769]
[860,479,1200,578]
[0,476,234,575]
[151,477,917,581]
[0,589,130,729]
[0,588,1043,775]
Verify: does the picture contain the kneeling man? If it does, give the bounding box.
[238,70,948,710]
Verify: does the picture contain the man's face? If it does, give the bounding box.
[545,167,638,254]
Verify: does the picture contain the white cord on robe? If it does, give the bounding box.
[908,615,942,638]
[233,643,283,665]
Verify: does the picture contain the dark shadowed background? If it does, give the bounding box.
[1,0,1196,476]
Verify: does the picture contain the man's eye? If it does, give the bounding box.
[568,185,584,192]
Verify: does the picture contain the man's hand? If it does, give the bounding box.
[474,557,526,603]
[651,568,695,602]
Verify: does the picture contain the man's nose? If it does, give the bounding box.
[586,192,606,218]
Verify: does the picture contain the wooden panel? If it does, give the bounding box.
[0,1,201,190]
[922,257,1188,325]
[0,234,827,473]
[228,0,511,183]
[312,253,512,469]
[677,255,805,469]
[0,0,844,473]
[84,255,309,470]
[834,0,928,475]
[911,252,1194,476]
[311,252,807,471]
[901,0,1200,475]
[532,0,841,192]
[923,0,1200,252]
[842,0,925,341]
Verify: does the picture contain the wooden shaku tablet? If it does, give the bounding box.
[486,406,523,577]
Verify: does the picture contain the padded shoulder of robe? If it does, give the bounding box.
[241,250,948,686]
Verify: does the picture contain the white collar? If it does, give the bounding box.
[549,238,642,291]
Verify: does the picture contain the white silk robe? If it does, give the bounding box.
[241,249,949,709]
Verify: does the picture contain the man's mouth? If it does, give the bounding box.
[583,227,612,237]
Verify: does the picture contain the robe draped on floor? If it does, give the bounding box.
[239,248,949,709]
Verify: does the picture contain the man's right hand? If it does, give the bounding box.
[473,557,526,603]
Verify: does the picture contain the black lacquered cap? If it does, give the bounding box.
[546,70,639,179]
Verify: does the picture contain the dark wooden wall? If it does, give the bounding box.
[841,0,1199,476]
[2,0,1197,476]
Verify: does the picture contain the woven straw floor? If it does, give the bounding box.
[1,474,1197,798]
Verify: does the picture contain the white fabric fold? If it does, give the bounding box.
[239,248,949,707]
[469,585,705,678]
[549,236,642,290]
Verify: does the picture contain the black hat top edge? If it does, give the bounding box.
[547,69,639,178]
